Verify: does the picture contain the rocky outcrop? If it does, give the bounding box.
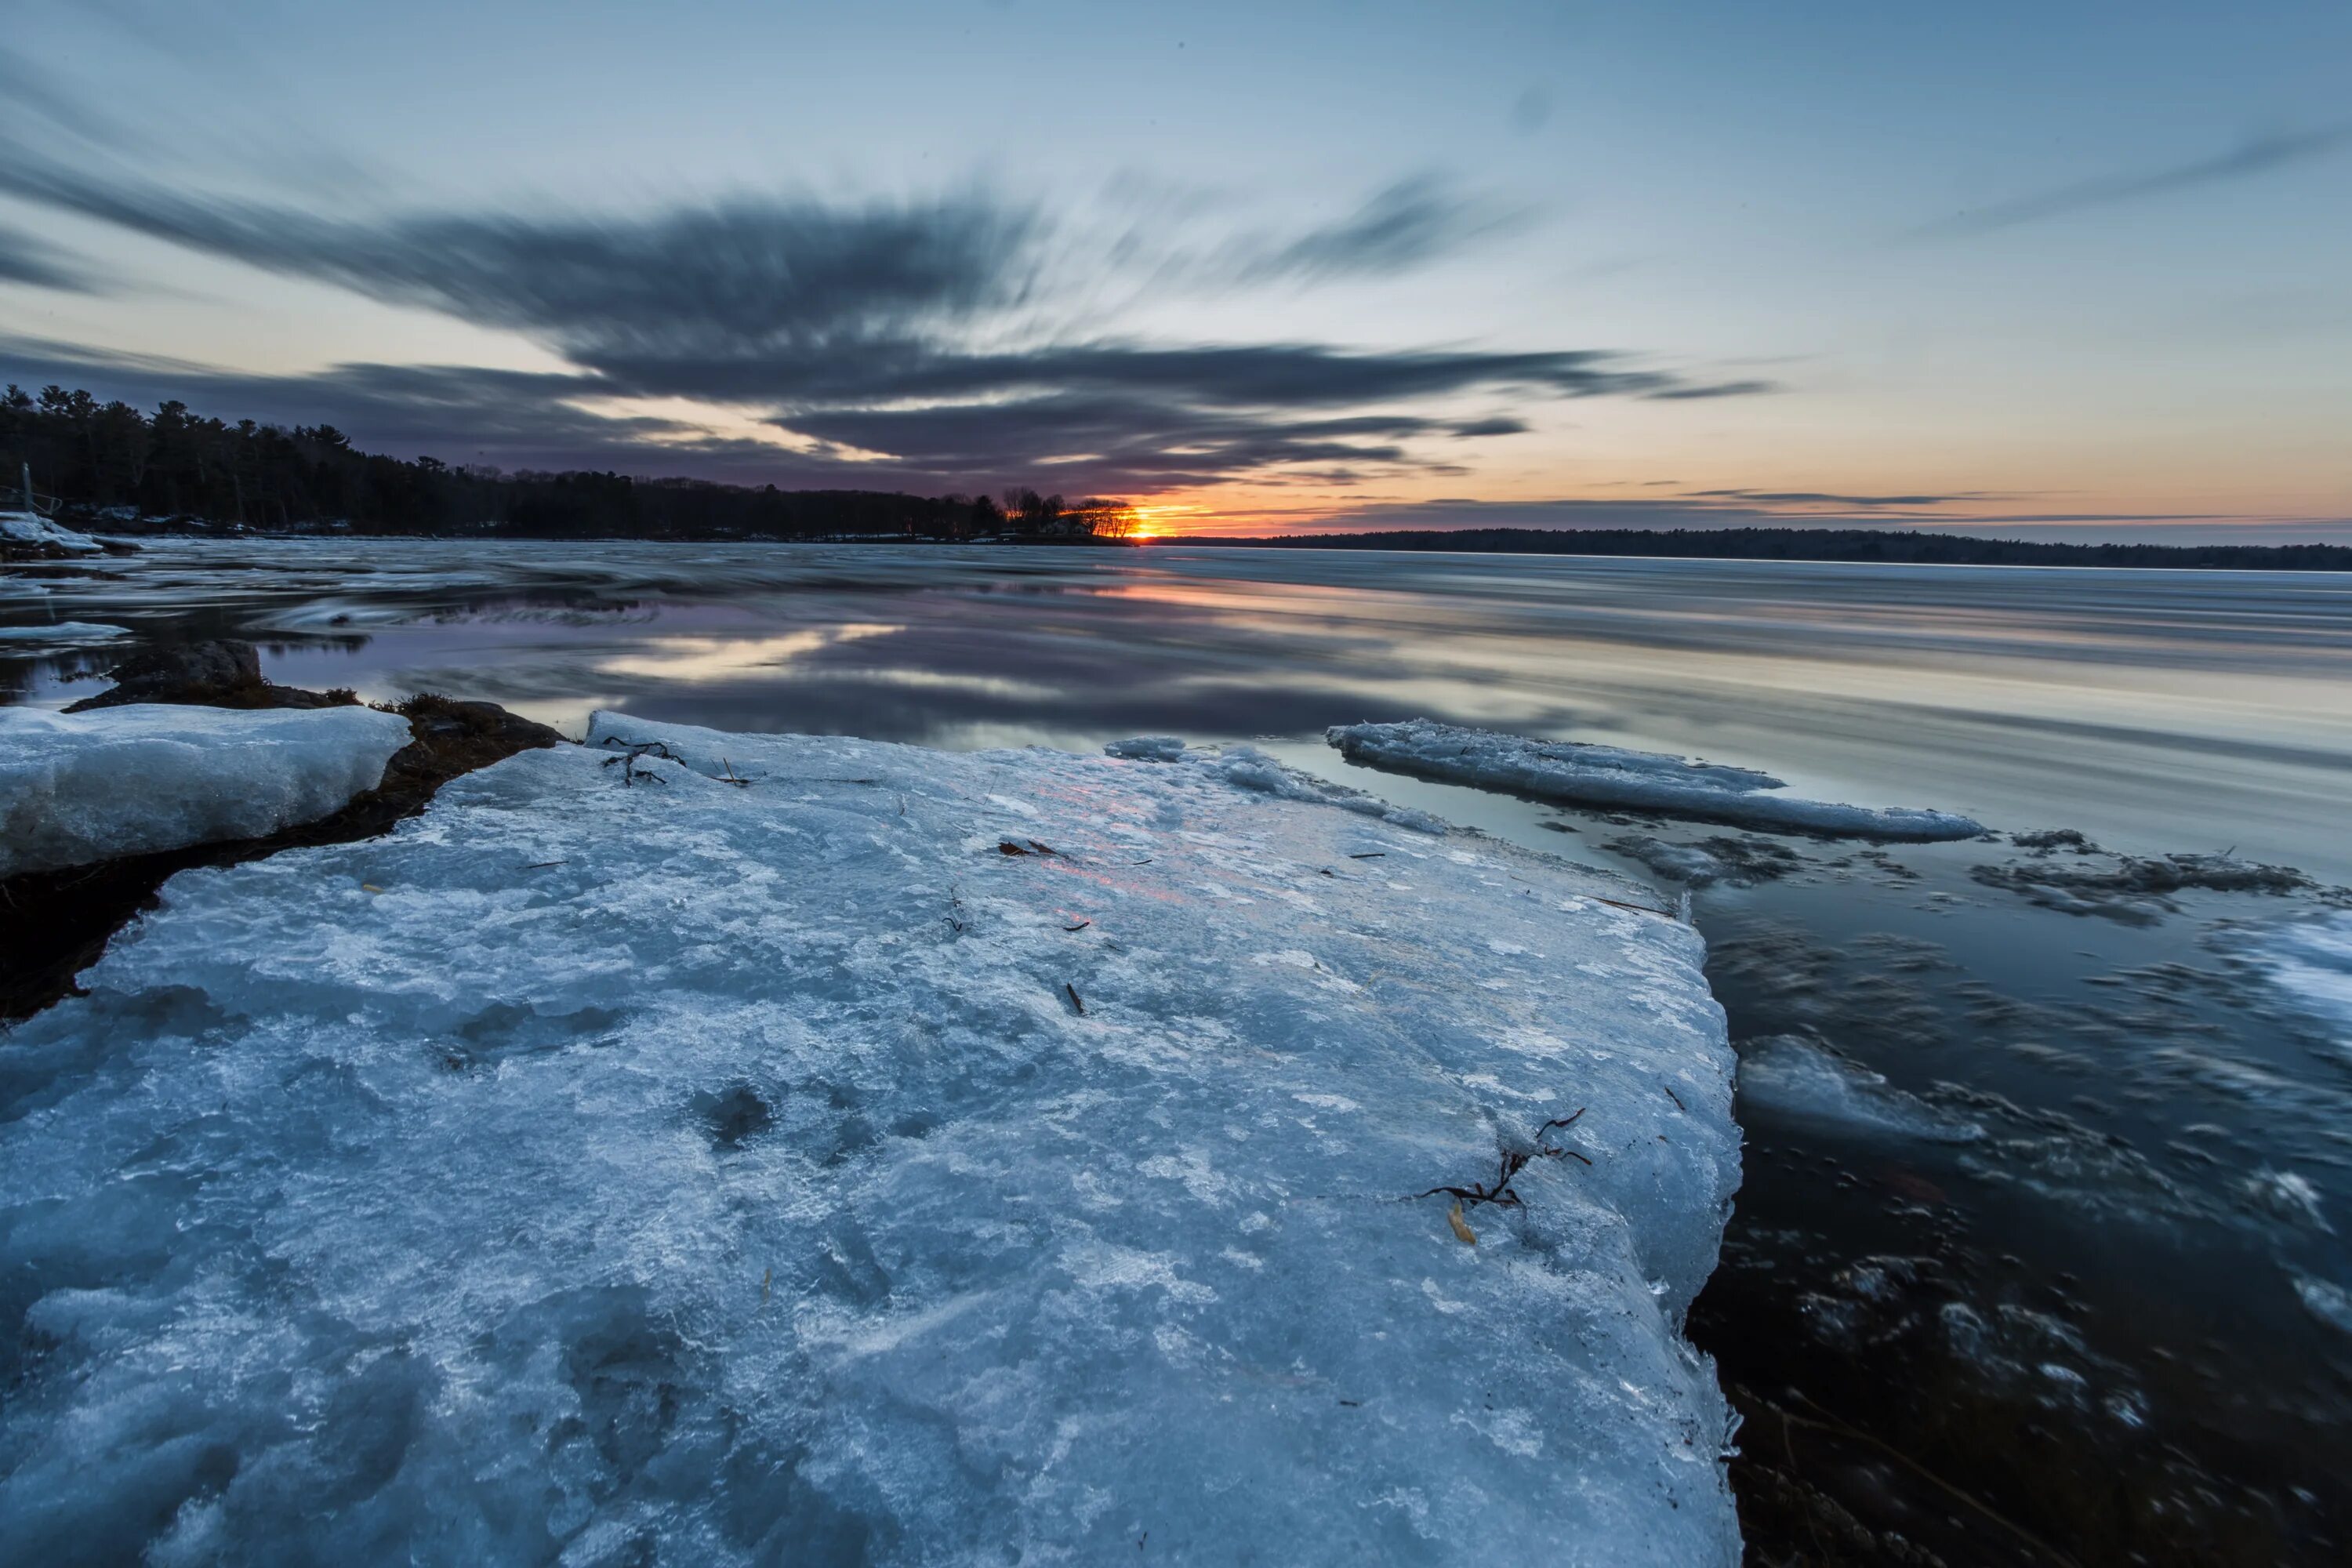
[62,640,354,712]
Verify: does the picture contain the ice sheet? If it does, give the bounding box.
[0,717,1743,1564]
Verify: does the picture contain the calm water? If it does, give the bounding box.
[9,539,2352,1560]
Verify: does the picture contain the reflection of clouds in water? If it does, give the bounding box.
[593,623,902,682]
[797,667,1064,702]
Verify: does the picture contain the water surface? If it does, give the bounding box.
[9,539,2350,1560]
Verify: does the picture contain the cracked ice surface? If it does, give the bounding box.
[0,717,1741,1565]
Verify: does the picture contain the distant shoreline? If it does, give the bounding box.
[24,515,2352,572]
[1181,525,2352,572]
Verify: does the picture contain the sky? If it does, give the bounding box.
[1,0,2347,539]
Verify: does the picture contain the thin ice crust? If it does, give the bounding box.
[0,717,1742,1566]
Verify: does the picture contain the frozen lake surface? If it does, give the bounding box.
[8,539,2352,1559]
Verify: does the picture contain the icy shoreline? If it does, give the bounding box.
[0,719,1741,1564]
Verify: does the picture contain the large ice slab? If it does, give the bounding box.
[0,702,412,876]
[0,510,102,554]
[0,716,1742,1565]
[1329,718,1983,840]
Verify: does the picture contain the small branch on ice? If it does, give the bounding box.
[1584,893,1673,919]
[717,756,752,787]
[1416,1108,1595,1208]
[596,737,681,760]
[1661,1083,1686,1112]
[521,861,565,870]
[1064,982,1087,1015]
[1347,851,1387,859]
[997,839,1059,857]
[1063,920,1091,932]
[600,742,677,788]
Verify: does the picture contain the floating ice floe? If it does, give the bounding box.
[1736,1034,1984,1144]
[0,620,130,647]
[0,714,1743,1564]
[2245,911,2352,1062]
[0,702,412,877]
[1327,719,1984,840]
[2298,1277,2352,1336]
[0,511,102,554]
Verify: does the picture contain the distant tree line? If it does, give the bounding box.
[1225,525,2352,572]
[2,385,1139,543]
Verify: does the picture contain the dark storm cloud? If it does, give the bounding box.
[627,339,1702,408]
[0,113,1775,491]
[0,227,93,292]
[780,395,1457,481]
[0,158,1040,358]
[0,335,882,486]
[1915,126,2351,237]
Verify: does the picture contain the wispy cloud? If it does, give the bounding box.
[1915,126,2351,237]
[1228,175,1521,284]
[0,87,1773,493]
[0,227,95,292]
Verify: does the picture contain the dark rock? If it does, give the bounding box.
[369,695,565,816]
[62,639,351,713]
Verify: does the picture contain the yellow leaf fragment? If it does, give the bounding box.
[1446,1202,1477,1246]
[361,884,386,894]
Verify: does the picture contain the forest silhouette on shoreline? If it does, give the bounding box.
[9,383,2345,568]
